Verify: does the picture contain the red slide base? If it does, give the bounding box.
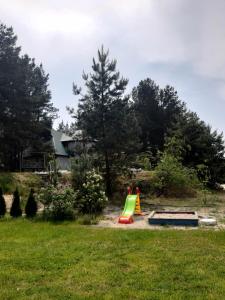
[118,216,134,224]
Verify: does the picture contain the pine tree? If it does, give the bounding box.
[57,120,76,136]
[70,46,139,195]
[168,112,225,185]
[25,188,37,218]
[10,188,22,217]
[132,79,185,153]
[0,187,6,217]
[0,22,58,170]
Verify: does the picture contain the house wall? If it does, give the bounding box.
[56,156,71,171]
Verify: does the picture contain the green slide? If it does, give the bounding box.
[118,195,137,223]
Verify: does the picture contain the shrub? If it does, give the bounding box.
[38,186,75,221]
[152,153,200,197]
[0,187,6,217]
[75,170,108,214]
[133,151,154,170]
[10,188,22,217]
[71,154,93,190]
[25,188,37,218]
[0,173,14,194]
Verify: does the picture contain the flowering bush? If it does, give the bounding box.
[71,154,93,190]
[38,186,76,220]
[75,170,108,214]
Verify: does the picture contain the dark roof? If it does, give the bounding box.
[51,129,74,156]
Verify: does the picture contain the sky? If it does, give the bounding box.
[0,0,225,134]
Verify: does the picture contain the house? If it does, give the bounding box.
[21,129,77,171]
[51,129,75,170]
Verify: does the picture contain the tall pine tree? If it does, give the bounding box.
[0,23,57,170]
[167,111,225,185]
[70,47,139,195]
[132,79,185,153]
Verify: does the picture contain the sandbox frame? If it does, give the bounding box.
[148,211,199,227]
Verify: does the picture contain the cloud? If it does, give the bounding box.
[0,0,225,132]
[1,0,225,79]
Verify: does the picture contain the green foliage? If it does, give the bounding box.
[0,187,6,217]
[71,154,93,190]
[168,112,225,186]
[10,188,22,217]
[0,172,43,197]
[131,179,154,195]
[0,23,57,170]
[133,152,152,170]
[153,153,200,197]
[25,188,37,218]
[196,164,211,186]
[0,173,14,193]
[76,214,99,225]
[133,79,185,152]
[164,135,186,160]
[38,186,75,221]
[133,78,225,187]
[75,170,108,214]
[70,46,139,195]
[57,120,76,136]
[48,155,59,187]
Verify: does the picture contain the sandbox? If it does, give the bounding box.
[148,211,199,227]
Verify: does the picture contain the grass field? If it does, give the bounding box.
[1,219,225,299]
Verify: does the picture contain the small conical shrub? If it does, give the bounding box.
[25,188,37,218]
[10,188,22,218]
[0,187,6,217]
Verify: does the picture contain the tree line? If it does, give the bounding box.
[0,23,57,170]
[66,47,225,194]
[0,23,224,194]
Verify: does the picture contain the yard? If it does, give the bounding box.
[1,219,225,299]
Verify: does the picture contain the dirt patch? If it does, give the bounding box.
[151,212,197,219]
[96,205,225,230]
[3,194,43,212]
[4,194,13,211]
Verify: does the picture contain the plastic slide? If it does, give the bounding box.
[118,195,137,224]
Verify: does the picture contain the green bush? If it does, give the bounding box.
[0,173,15,193]
[71,154,93,190]
[133,153,152,170]
[0,187,6,217]
[10,188,22,217]
[38,186,75,221]
[152,153,200,197]
[25,188,37,218]
[75,170,108,215]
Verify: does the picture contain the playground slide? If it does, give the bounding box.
[118,195,137,224]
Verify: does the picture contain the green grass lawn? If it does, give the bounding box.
[1,219,225,299]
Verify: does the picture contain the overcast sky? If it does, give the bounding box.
[1,0,225,134]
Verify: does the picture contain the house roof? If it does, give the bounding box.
[51,129,74,156]
[60,133,74,142]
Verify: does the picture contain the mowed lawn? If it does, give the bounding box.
[1,220,225,300]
